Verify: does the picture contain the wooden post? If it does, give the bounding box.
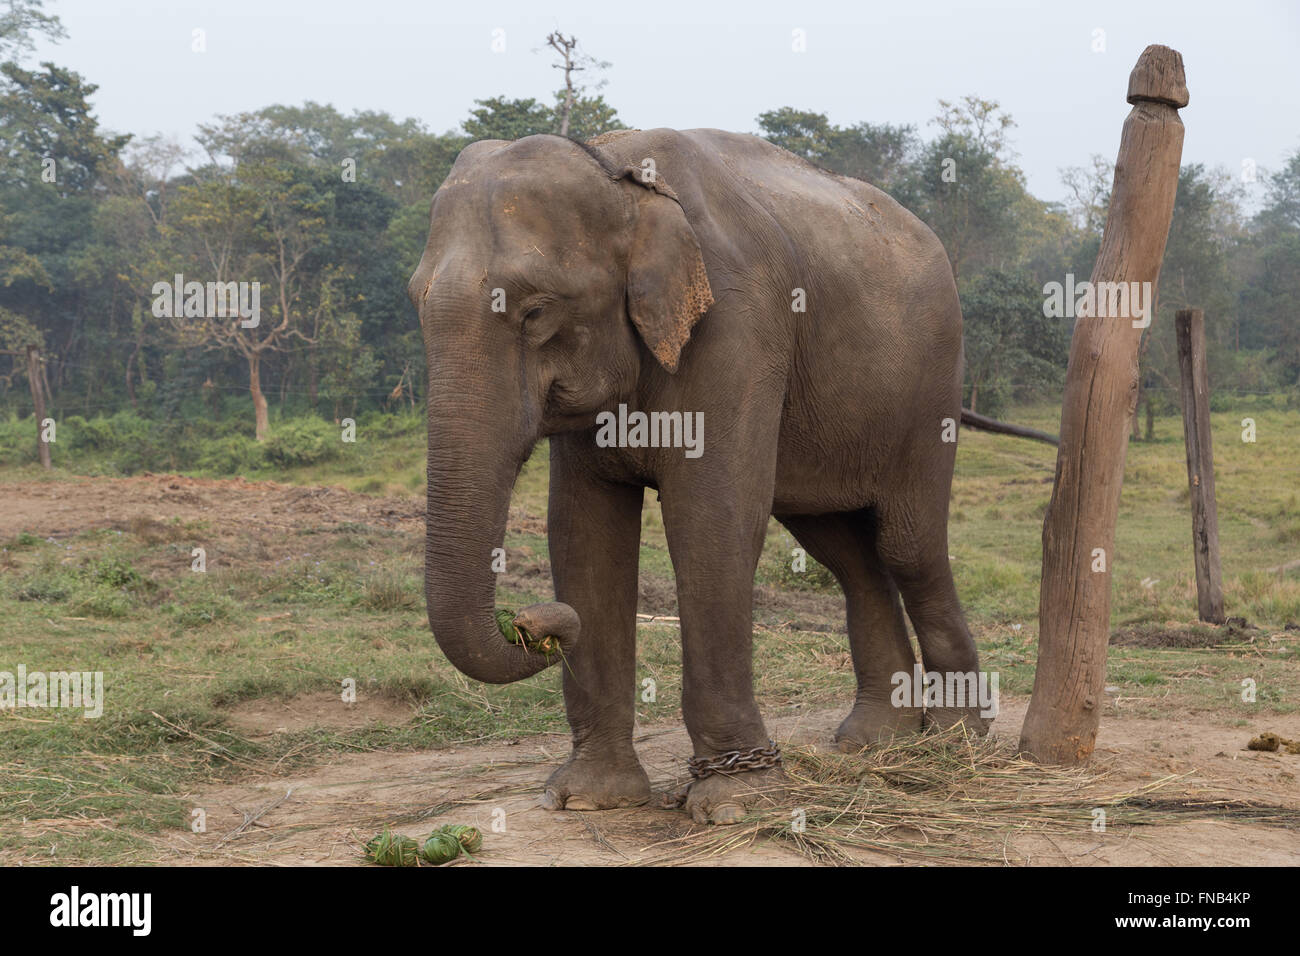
[1019,45,1187,765]
[26,344,52,470]
[1175,308,1225,623]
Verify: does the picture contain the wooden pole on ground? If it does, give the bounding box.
[960,408,1059,446]
[26,344,52,470]
[1019,45,1188,765]
[1175,308,1225,624]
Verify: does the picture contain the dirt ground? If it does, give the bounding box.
[5,476,1299,866]
[168,697,1300,866]
[0,474,428,544]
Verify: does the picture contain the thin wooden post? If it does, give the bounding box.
[1175,308,1225,623]
[26,344,52,470]
[1020,45,1188,765]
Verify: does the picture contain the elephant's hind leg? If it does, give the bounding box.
[777,511,922,749]
[874,496,991,736]
[542,441,652,811]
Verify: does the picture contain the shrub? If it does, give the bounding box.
[171,594,237,628]
[767,551,839,593]
[0,415,36,465]
[263,417,341,467]
[88,554,144,590]
[359,567,421,611]
[13,559,77,602]
[71,585,132,618]
[195,434,266,475]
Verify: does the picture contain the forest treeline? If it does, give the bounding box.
[2,10,1298,470]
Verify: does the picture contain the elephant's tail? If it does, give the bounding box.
[960,408,1059,446]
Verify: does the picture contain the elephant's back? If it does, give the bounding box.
[595,128,955,326]
[638,130,963,512]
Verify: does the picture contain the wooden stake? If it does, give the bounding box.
[1019,45,1187,765]
[1175,308,1225,624]
[26,344,51,471]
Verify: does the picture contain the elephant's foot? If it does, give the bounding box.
[541,751,651,811]
[672,767,787,825]
[833,700,923,752]
[923,705,993,737]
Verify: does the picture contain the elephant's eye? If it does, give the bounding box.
[522,305,544,323]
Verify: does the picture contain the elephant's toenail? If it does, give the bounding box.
[709,803,744,825]
[540,789,563,810]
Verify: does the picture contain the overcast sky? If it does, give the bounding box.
[27,0,1300,207]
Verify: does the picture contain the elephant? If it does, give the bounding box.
[408,127,991,825]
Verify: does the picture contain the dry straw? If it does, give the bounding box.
[636,725,1299,866]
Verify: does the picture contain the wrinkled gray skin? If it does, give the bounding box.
[408,128,988,825]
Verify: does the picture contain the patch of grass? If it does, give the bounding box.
[6,531,44,549]
[358,566,421,611]
[168,593,239,628]
[2,397,1299,862]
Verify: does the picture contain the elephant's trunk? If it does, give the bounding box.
[424,393,577,685]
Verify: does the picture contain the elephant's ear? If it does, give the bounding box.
[620,170,714,373]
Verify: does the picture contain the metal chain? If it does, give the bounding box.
[687,740,782,780]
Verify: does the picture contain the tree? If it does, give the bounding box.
[561,93,624,142]
[544,31,614,139]
[1060,154,1113,238]
[896,130,1026,282]
[895,96,1031,281]
[462,96,554,141]
[0,60,128,412]
[163,159,345,440]
[547,33,582,138]
[960,268,1064,414]
[756,108,916,190]
[317,312,378,420]
[756,107,834,160]
[461,92,623,144]
[825,121,916,191]
[1240,149,1300,381]
[1128,164,1247,437]
[209,102,465,206]
[932,95,1017,164]
[0,62,129,193]
[0,0,65,62]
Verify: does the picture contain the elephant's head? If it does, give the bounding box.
[408,134,714,684]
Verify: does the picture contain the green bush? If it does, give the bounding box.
[63,410,164,473]
[12,558,77,602]
[196,434,266,475]
[170,594,238,628]
[264,417,341,467]
[357,408,424,440]
[0,415,35,465]
[0,407,410,474]
[88,554,144,590]
[71,585,133,618]
[9,551,150,618]
[767,551,840,593]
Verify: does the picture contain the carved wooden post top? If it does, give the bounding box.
[1126,44,1189,108]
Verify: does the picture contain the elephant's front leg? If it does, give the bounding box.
[660,476,786,824]
[541,441,651,811]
